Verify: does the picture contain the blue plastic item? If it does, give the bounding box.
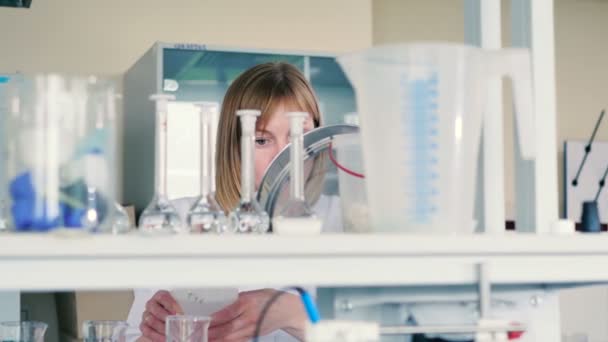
[8,171,109,230]
[300,291,321,324]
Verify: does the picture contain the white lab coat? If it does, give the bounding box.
[126,195,344,342]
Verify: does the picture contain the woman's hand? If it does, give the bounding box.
[140,290,184,342]
[209,289,307,342]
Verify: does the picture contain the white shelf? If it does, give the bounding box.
[2,233,608,290]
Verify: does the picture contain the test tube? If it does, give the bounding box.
[187,102,227,233]
[272,112,322,235]
[138,94,183,233]
[228,109,269,234]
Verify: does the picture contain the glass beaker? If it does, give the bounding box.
[82,320,128,342]
[337,43,535,233]
[6,74,117,232]
[0,321,47,342]
[166,316,210,342]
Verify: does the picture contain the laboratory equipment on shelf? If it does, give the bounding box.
[337,43,535,233]
[331,133,370,233]
[0,321,47,342]
[581,201,601,233]
[272,112,322,235]
[257,124,358,220]
[138,94,184,233]
[165,315,210,342]
[123,43,356,214]
[109,202,131,234]
[186,102,227,233]
[228,109,269,234]
[6,75,118,232]
[82,320,128,342]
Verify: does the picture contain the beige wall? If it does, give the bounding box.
[0,0,372,75]
[372,0,608,219]
[555,1,608,142]
[373,0,464,44]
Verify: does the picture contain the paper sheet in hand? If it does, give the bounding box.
[171,288,239,316]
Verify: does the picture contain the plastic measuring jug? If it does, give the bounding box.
[337,43,535,233]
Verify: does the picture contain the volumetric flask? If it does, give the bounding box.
[228,109,269,234]
[0,321,47,342]
[138,94,183,233]
[82,320,128,342]
[166,316,210,342]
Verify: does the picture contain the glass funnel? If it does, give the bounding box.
[228,109,269,234]
[138,94,184,233]
[187,102,227,233]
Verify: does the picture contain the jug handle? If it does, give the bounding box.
[487,48,536,160]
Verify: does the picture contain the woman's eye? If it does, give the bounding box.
[255,137,270,146]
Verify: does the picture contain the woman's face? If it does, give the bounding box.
[253,103,314,189]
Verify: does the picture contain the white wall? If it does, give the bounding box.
[0,0,372,75]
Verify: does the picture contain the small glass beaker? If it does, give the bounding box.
[82,320,128,342]
[0,321,47,342]
[166,315,210,342]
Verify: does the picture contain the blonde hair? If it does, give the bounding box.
[215,62,321,211]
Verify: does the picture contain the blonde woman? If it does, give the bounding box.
[127,62,342,342]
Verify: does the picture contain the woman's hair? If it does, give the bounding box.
[215,62,321,211]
